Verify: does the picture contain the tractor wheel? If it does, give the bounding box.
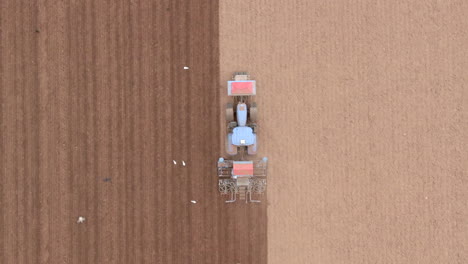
[250,124,257,133]
[226,103,234,122]
[248,142,257,155]
[250,102,257,122]
[226,134,237,156]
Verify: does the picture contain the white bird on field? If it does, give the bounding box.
[77,216,86,224]
[191,200,197,204]
[182,160,186,166]
[183,66,189,70]
[173,160,177,165]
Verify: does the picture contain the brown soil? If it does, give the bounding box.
[220,1,468,263]
[0,1,265,263]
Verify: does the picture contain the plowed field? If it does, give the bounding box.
[0,1,266,263]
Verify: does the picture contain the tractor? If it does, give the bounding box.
[225,72,258,156]
[218,72,268,203]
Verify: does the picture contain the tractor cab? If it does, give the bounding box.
[232,127,255,146]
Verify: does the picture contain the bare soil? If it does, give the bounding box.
[220,1,468,263]
[0,1,266,263]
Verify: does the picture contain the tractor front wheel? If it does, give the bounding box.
[226,103,234,122]
[250,102,257,122]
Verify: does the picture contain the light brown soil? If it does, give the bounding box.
[0,1,265,263]
[220,1,468,263]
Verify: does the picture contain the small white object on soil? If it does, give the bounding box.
[182,160,186,166]
[183,66,189,70]
[191,200,197,204]
[173,160,177,165]
[77,216,86,224]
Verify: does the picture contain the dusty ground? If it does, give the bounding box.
[1,0,265,263]
[220,1,467,263]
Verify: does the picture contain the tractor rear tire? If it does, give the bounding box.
[226,103,234,122]
[250,102,257,122]
[248,143,257,155]
[226,133,237,156]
